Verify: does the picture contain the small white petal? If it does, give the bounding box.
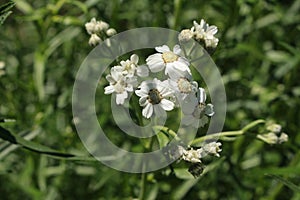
[142,103,153,118]
[173,44,181,55]
[160,99,174,111]
[130,54,139,64]
[198,88,206,103]
[104,85,115,94]
[136,65,149,77]
[153,105,166,118]
[155,45,170,53]
[139,96,148,106]
[116,92,128,105]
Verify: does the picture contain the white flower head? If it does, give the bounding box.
[85,18,97,35]
[135,78,175,119]
[106,28,117,36]
[104,69,137,105]
[192,19,219,48]
[113,54,149,77]
[178,29,194,42]
[95,20,109,33]
[168,70,198,101]
[178,146,202,163]
[146,44,190,76]
[278,133,288,144]
[266,123,282,134]
[200,142,222,157]
[88,34,101,46]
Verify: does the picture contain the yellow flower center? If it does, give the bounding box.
[177,78,192,93]
[148,89,162,104]
[162,51,178,63]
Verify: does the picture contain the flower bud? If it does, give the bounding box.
[178,29,194,42]
[88,34,101,46]
[106,28,117,37]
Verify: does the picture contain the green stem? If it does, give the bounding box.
[191,130,244,146]
[152,125,181,141]
[190,119,266,146]
[173,0,182,30]
[138,162,146,200]
[241,119,265,132]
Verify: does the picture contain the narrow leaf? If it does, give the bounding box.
[0,126,96,161]
[266,174,300,193]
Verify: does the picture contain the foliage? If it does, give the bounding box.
[0,0,300,199]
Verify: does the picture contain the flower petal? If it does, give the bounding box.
[154,104,166,118]
[104,85,115,94]
[173,44,181,55]
[136,65,149,77]
[116,92,128,105]
[130,54,139,64]
[155,45,170,53]
[160,99,174,111]
[142,103,153,118]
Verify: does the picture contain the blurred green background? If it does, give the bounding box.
[0,0,300,199]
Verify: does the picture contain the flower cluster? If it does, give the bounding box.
[179,19,219,51]
[103,43,215,128]
[85,18,117,46]
[104,54,149,105]
[178,142,222,163]
[257,123,288,144]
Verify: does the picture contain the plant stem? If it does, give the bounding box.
[190,130,244,146]
[190,119,266,146]
[138,162,146,200]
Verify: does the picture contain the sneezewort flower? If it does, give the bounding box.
[178,29,194,43]
[146,45,190,76]
[199,142,222,157]
[178,146,202,163]
[191,19,219,49]
[104,69,137,105]
[135,78,175,118]
[114,54,149,77]
[167,70,198,102]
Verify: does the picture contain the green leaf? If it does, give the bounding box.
[0,126,96,161]
[0,1,15,25]
[156,131,170,149]
[45,27,81,58]
[266,174,300,193]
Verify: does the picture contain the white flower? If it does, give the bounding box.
[200,142,222,157]
[106,28,117,36]
[178,29,194,42]
[89,34,101,46]
[257,132,279,144]
[95,20,109,33]
[278,133,288,144]
[266,124,282,134]
[167,70,198,101]
[192,19,219,48]
[182,87,214,128]
[85,18,97,34]
[135,78,175,118]
[114,54,149,77]
[146,45,190,76]
[85,18,109,34]
[178,146,202,163]
[104,69,137,105]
